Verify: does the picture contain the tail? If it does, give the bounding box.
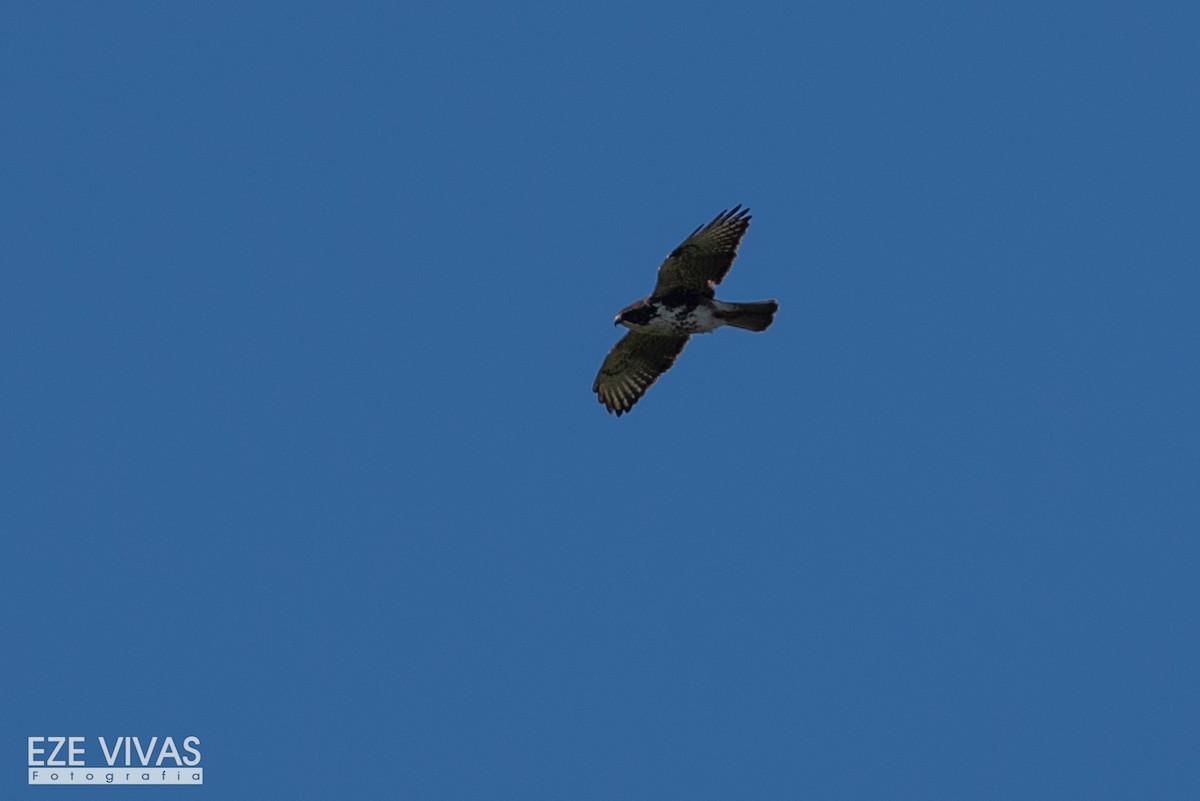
[716,300,778,332]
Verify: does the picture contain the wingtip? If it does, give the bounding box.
[720,204,751,223]
[594,390,627,417]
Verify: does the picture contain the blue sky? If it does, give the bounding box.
[3,1,1198,798]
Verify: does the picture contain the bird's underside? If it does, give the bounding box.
[593,205,778,416]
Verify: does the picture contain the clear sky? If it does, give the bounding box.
[3,1,1198,798]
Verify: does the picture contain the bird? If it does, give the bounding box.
[593,205,778,416]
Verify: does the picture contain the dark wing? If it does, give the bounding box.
[593,332,690,416]
[652,205,751,296]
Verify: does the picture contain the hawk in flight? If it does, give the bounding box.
[593,205,778,416]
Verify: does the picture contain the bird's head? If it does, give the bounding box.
[614,298,655,329]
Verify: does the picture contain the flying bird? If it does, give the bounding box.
[593,205,778,416]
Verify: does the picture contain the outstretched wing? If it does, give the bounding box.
[593,332,690,416]
[653,205,751,296]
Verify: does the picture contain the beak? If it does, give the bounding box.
[613,316,621,326]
